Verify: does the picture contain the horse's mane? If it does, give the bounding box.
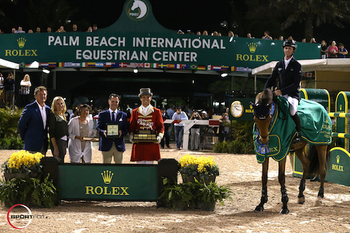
[256,89,273,106]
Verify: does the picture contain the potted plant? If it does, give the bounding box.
[178,154,219,185]
[195,181,232,211]
[159,178,194,210]
[1,150,44,180]
[0,150,58,207]
[0,175,57,207]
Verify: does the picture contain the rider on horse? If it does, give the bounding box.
[264,39,302,143]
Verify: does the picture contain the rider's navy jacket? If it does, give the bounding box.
[264,56,302,101]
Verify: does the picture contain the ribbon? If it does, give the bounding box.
[255,137,270,154]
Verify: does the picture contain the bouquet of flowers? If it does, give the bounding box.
[2,150,44,175]
[179,154,219,184]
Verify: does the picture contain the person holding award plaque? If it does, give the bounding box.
[129,88,164,164]
[68,104,94,163]
[96,93,129,164]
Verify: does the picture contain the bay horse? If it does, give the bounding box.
[251,89,331,214]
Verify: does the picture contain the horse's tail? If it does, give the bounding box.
[308,144,332,175]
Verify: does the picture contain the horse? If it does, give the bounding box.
[251,88,331,214]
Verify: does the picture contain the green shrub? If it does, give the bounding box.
[214,120,254,154]
[0,175,57,208]
[0,107,23,149]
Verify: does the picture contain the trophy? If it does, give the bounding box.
[133,130,157,143]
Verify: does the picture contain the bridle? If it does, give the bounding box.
[251,101,274,141]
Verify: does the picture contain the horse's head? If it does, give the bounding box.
[251,89,273,145]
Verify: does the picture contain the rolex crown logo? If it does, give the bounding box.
[101,170,114,184]
[248,42,257,53]
[17,37,26,48]
[336,155,340,164]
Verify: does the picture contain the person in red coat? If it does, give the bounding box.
[129,88,164,164]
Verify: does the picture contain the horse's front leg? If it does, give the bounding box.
[279,158,289,214]
[255,158,269,212]
[295,146,309,204]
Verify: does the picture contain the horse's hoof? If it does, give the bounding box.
[280,208,289,214]
[298,196,305,204]
[254,206,264,212]
[315,197,323,206]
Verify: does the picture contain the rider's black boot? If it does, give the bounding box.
[292,113,302,143]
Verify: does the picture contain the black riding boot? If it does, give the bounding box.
[292,113,301,143]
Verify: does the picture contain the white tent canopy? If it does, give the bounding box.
[0,58,19,69]
[252,58,350,75]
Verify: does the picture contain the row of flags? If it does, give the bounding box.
[20,62,252,72]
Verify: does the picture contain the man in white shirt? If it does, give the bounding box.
[172,106,188,150]
[96,94,128,163]
[264,39,302,143]
[18,86,50,154]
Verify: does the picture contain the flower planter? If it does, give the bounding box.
[181,173,216,185]
[181,174,198,183]
[172,199,188,211]
[200,174,216,185]
[197,201,216,211]
[3,172,38,181]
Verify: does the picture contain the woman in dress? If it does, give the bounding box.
[19,74,32,107]
[68,103,94,163]
[49,96,69,163]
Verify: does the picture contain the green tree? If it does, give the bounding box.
[246,0,350,41]
[0,0,77,32]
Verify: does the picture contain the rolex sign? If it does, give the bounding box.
[58,165,159,200]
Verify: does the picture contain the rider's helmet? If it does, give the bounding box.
[282,39,297,49]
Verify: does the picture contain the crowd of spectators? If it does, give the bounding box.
[0,24,98,34]
[178,29,349,59]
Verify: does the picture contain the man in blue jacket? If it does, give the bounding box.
[264,39,302,143]
[96,93,128,163]
[18,86,50,154]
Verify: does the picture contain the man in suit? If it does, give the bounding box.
[264,39,302,143]
[18,86,50,155]
[96,93,128,163]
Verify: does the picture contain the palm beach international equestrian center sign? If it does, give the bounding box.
[0,0,320,71]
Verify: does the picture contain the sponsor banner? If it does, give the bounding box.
[0,33,320,70]
[0,0,320,69]
[229,98,255,121]
[58,164,159,201]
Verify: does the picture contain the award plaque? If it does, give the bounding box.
[82,129,100,142]
[133,130,157,143]
[106,123,119,138]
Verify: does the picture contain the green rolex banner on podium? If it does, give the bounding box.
[58,164,158,201]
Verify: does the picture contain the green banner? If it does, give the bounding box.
[326,147,350,186]
[58,164,158,201]
[0,0,321,70]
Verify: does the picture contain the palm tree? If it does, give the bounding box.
[246,0,350,41]
[0,0,77,33]
[276,0,350,41]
